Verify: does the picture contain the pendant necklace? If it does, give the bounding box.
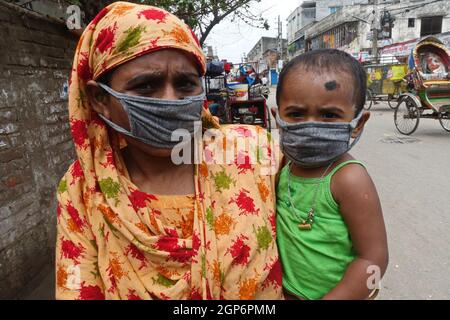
[287,161,335,231]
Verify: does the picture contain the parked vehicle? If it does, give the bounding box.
[393,36,450,135]
[205,61,271,130]
[364,55,408,110]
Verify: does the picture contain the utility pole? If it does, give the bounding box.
[372,0,379,63]
[277,15,283,70]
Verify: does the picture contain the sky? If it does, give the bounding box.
[204,0,302,63]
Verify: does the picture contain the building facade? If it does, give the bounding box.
[287,0,412,58]
[246,37,288,74]
[247,37,287,63]
[287,6,303,45]
[287,0,450,58]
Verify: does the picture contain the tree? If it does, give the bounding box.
[73,0,269,46]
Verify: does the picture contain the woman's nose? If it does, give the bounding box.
[158,85,180,100]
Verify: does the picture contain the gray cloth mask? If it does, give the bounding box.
[97,82,205,149]
[276,110,364,168]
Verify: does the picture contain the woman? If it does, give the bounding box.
[56,2,282,300]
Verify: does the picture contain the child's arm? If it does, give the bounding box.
[322,164,389,300]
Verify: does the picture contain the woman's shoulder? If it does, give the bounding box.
[203,124,281,176]
[210,124,279,157]
[214,124,268,138]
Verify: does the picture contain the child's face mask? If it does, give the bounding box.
[276,110,364,168]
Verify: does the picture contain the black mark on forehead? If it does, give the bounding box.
[325,81,340,91]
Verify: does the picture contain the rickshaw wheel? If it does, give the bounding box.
[394,96,420,135]
[364,90,373,110]
[438,112,450,132]
[387,94,398,109]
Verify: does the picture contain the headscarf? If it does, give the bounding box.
[56,1,282,300]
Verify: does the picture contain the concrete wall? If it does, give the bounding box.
[0,2,77,299]
[247,37,287,63]
[315,0,370,21]
[287,6,302,44]
[391,14,450,44]
[263,50,279,69]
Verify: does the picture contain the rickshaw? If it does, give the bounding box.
[205,61,271,130]
[364,56,408,110]
[394,36,450,135]
[204,61,230,123]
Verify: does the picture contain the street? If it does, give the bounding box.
[267,89,450,300]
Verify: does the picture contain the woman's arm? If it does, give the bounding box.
[55,176,105,300]
[322,164,389,300]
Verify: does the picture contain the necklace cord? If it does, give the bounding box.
[287,161,335,227]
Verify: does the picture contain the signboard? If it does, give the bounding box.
[381,32,450,57]
[381,38,418,57]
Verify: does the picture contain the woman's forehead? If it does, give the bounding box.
[121,49,198,69]
[111,49,201,79]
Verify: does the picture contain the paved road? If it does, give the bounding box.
[267,89,450,300]
[354,103,450,300]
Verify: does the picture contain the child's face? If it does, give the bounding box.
[278,69,359,124]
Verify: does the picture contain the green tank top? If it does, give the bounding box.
[276,160,365,300]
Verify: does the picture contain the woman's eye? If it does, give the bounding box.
[288,112,304,118]
[135,83,155,92]
[178,82,198,91]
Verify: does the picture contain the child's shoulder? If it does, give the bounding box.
[330,156,375,203]
[331,156,370,184]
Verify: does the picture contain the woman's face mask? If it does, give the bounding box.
[97,82,205,150]
[276,110,364,168]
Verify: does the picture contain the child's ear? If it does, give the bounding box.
[271,107,277,119]
[352,111,370,138]
[271,107,280,128]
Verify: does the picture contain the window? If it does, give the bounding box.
[408,18,415,28]
[329,6,342,14]
[420,16,443,37]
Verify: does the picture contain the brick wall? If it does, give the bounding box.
[0,2,77,299]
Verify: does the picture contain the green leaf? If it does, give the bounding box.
[58,179,67,194]
[206,207,215,230]
[201,254,206,278]
[152,273,177,287]
[254,225,272,251]
[211,168,236,192]
[114,25,146,54]
[98,177,121,201]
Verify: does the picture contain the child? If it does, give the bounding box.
[275,49,389,300]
